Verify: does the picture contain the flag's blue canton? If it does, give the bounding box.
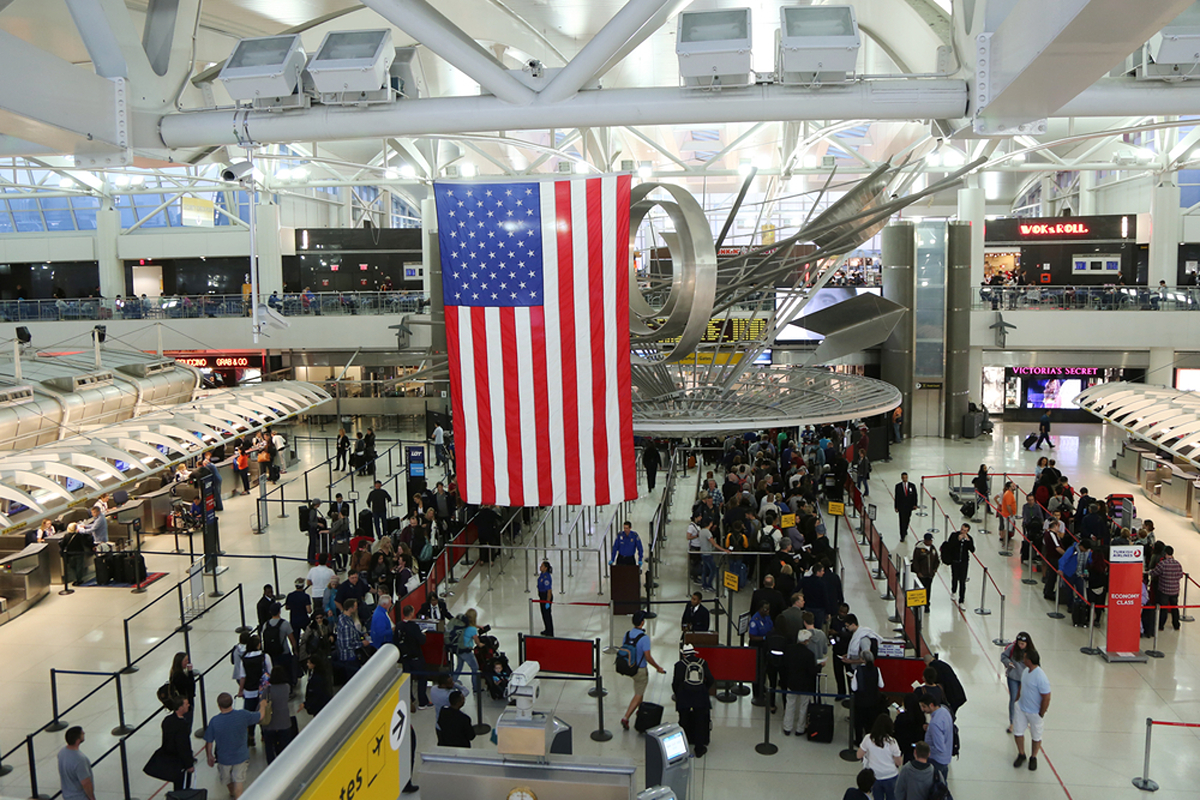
[436,182,545,308]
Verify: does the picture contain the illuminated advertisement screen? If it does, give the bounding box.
[1024,378,1084,409]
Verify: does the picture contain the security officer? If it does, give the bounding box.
[610,521,644,567]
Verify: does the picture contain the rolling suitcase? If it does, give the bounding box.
[166,790,207,800]
[805,702,835,743]
[386,516,402,534]
[1071,603,1089,628]
[358,509,373,531]
[634,702,664,733]
[108,552,129,584]
[124,552,148,585]
[1022,433,1038,450]
[94,554,114,586]
[269,464,281,483]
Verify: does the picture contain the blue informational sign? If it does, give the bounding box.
[407,446,426,478]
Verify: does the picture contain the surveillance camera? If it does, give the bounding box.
[221,161,254,182]
[508,660,540,687]
[526,59,544,78]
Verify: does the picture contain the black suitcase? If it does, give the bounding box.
[358,509,373,531]
[1020,539,1031,562]
[269,465,281,482]
[166,790,208,800]
[124,553,148,585]
[806,702,835,743]
[634,701,664,733]
[94,554,114,586]
[108,552,129,584]
[960,501,976,518]
[1071,603,1089,628]
[1023,433,1038,450]
[386,516,402,534]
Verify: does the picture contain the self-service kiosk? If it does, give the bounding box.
[637,787,678,800]
[645,723,690,800]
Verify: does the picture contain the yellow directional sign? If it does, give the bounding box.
[906,588,928,608]
[723,570,740,592]
[780,513,796,529]
[828,501,845,516]
[300,676,410,800]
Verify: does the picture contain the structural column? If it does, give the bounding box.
[881,222,915,437]
[96,196,124,298]
[1077,170,1097,216]
[1149,176,1180,286]
[1148,346,1176,388]
[944,222,973,438]
[957,184,986,288]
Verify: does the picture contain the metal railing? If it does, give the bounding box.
[973,284,1200,311]
[0,290,430,322]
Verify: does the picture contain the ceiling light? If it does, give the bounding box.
[637,162,653,180]
[925,151,941,167]
[941,149,964,167]
[1136,147,1155,161]
[275,168,292,181]
[307,29,395,101]
[574,161,588,174]
[801,153,818,169]
[676,8,754,88]
[128,175,145,186]
[290,166,308,180]
[217,34,307,101]
[58,177,74,188]
[399,164,416,179]
[112,174,130,187]
[1010,151,1026,164]
[460,163,477,178]
[738,159,754,177]
[777,5,861,84]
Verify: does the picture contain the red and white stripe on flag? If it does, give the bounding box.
[443,175,636,506]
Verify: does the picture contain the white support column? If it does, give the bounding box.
[957,183,986,287]
[1149,176,1180,287]
[255,198,284,298]
[341,188,354,228]
[1039,175,1054,216]
[1078,169,1096,216]
[1148,346,1176,388]
[96,197,123,299]
[968,347,984,405]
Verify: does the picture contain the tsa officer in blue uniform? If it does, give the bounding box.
[537,561,554,637]
[610,522,644,567]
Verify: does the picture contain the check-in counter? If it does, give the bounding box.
[1192,483,1200,533]
[1112,440,1155,484]
[1141,456,1197,517]
[0,544,52,625]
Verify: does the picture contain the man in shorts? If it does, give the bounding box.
[204,692,260,797]
[620,611,666,731]
[1012,649,1051,772]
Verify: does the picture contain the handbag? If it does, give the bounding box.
[258,695,273,727]
[257,451,271,463]
[143,748,179,782]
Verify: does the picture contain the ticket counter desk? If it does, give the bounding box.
[1111,440,1156,484]
[1141,456,1197,518]
[0,544,52,625]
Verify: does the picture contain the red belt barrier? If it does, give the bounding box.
[694,645,758,683]
[521,635,596,676]
[1148,720,1200,728]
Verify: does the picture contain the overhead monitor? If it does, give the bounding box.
[217,35,307,100]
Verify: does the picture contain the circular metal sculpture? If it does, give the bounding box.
[627,182,718,364]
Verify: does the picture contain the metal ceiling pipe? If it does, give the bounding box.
[359,0,536,106]
[538,0,686,104]
[1058,78,1200,117]
[159,79,969,148]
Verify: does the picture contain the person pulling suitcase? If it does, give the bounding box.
[617,612,666,732]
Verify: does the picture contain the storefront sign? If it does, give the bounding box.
[985,215,1133,243]
[168,352,265,370]
[1018,222,1090,236]
[1010,367,1099,377]
[1107,545,1144,655]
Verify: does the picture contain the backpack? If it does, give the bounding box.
[940,539,957,565]
[419,538,434,563]
[930,768,954,800]
[758,529,777,553]
[615,631,646,676]
[446,615,469,654]
[263,620,284,658]
[726,532,749,552]
[681,656,706,688]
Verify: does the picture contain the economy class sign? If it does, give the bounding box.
[300,676,410,800]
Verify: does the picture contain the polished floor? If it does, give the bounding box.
[0,420,1197,800]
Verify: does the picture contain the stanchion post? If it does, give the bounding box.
[272,556,281,598]
[58,564,74,596]
[591,673,612,742]
[839,693,858,761]
[120,618,138,674]
[992,594,1010,646]
[1145,624,1165,659]
[0,740,11,776]
[528,599,535,635]
[1081,601,1101,656]
[195,673,209,738]
[47,669,68,731]
[27,735,48,800]
[916,479,927,516]
[1131,717,1160,792]
[974,567,992,616]
[755,685,777,755]
[1023,541,1038,585]
[1047,576,1065,620]
[112,671,135,736]
[209,556,223,598]
[236,583,250,633]
[1182,575,1195,623]
[473,675,491,735]
[118,737,139,800]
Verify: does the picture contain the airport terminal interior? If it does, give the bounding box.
[5,0,1200,798]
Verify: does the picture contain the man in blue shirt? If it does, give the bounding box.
[371,595,395,648]
[919,692,954,781]
[610,521,644,567]
[1012,649,1052,771]
[80,506,109,545]
[620,611,666,731]
[204,692,260,798]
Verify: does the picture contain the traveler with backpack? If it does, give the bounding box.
[894,741,937,800]
[919,692,954,781]
[942,525,975,607]
[233,634,271,749]
[671,643,714,756]
[912,534,940,610]
[618,611,666,732]
[449,609,484,696]
[262,602,296,689]
[781,629,818,737]
[851,650,884,745]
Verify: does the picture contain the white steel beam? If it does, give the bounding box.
[160,80,969,148]
[539,0,685,104]
[359,0,536,105]
[976,0,1195,129]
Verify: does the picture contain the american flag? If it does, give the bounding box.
[435,176,636,507]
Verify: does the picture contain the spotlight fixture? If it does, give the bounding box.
[777,5,860,84]
[16,327,31,344]
[217,34,307,104]
[676,8,753,88]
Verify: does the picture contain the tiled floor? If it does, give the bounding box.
[1,420,1199,800]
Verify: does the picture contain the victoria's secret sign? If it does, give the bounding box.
[985,214,1133,243]
[1010,367,1098,377]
